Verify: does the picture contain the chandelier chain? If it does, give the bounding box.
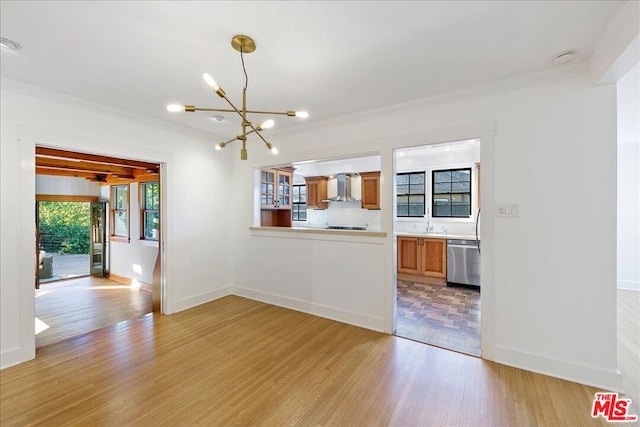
[240,47,248,92]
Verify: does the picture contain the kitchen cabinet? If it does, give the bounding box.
[304,176,328,209]
[260,167,293,227]
[360,171,380,210]
[261,167,293,210]
[397,236,447,280]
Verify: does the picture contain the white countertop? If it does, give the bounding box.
[395,232,479,240]
[250,226,387,238]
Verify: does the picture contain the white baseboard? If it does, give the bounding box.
[1,346,27,370]
[617,280,640,291]
[172,287,233,313]
[231,286,385,332]
[494,345,624,392]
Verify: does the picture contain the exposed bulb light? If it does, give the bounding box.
[265,142,278,154]
[258,119,275,130]
[166,104,184,112]
[203,73,217,89]
[170,35,308,159]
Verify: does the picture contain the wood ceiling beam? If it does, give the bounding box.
[35,146,160,171]
[35,167,102,180]
[35,157,136,176]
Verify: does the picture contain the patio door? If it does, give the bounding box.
[90,202,106,277]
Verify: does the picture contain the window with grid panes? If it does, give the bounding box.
[110,184,129,237]
[396,172,425,217]
[292,184,307,221]
[432,168,471,217]
[140,182,159,240]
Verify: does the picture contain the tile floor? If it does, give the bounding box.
[396,279,481,357]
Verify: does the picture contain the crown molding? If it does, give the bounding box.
[0,77,219,141]
[274,61,590,140]
[3,58,590,147]
[590,0,640,83]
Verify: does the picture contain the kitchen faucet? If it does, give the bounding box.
[425,208,430,232]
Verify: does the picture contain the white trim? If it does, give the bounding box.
[0,77,218,142]
[617,281,640,291]
[494,345,624,392]
[172,287,233,313]
[272,64,588,140]
[0,347,24,370]
[590,0,640,84]
[231,287,385,332]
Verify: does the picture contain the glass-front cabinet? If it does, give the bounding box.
[261,167,292,210]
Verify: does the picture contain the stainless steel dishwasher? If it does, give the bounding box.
[446,239,481,288]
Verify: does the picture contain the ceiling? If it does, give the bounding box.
[35,146,160,183]
[0,1,625,142]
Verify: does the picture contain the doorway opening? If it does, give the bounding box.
[37,200,91,283]
[393,138,481,357]
[34,146,160,348]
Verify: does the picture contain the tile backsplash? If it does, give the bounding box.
[395,217,479,236]
[296,201,381,231]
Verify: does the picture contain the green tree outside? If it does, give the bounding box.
[38,201,90,254]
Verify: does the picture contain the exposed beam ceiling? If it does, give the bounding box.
[35,146,159,183]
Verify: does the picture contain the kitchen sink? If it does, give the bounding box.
[326,225,366,230]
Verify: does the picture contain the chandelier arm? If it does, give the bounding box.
[252,128,270,145]
[191,106,295,116]
[222,135,241,145]
[216,92,268,139]
[217,93,249,123]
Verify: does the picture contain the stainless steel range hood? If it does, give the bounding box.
[322,173,354,202]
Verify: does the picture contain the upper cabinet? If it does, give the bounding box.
[360,171,380,210]
[304,176,328,210]
[261,167,293,210]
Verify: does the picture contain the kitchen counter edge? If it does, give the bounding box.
[395,232,480,240]
[250,226,387,238]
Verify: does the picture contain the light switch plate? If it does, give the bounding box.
[496,203,520,217]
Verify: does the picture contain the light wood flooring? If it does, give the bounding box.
[1,295,622,426]
[35,276,152,347]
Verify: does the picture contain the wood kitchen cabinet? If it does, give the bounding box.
[397,236,447,280]
[360,171,380,210]
[260,167,293,227]
[304,176,328,209]
[261,167,293,210]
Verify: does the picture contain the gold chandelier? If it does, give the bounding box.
[166,35,308,160]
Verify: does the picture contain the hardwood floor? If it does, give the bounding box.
[36,276,152,347]
[1,295,617,426]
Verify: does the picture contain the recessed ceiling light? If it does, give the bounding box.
[210,115,225,122]
[553,51,576,65]
[0,37,22,50]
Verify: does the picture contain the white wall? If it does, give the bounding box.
[231,74,622,391]
[617,63,640,291]
[0,84,234,369]
[36,175,100,197]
